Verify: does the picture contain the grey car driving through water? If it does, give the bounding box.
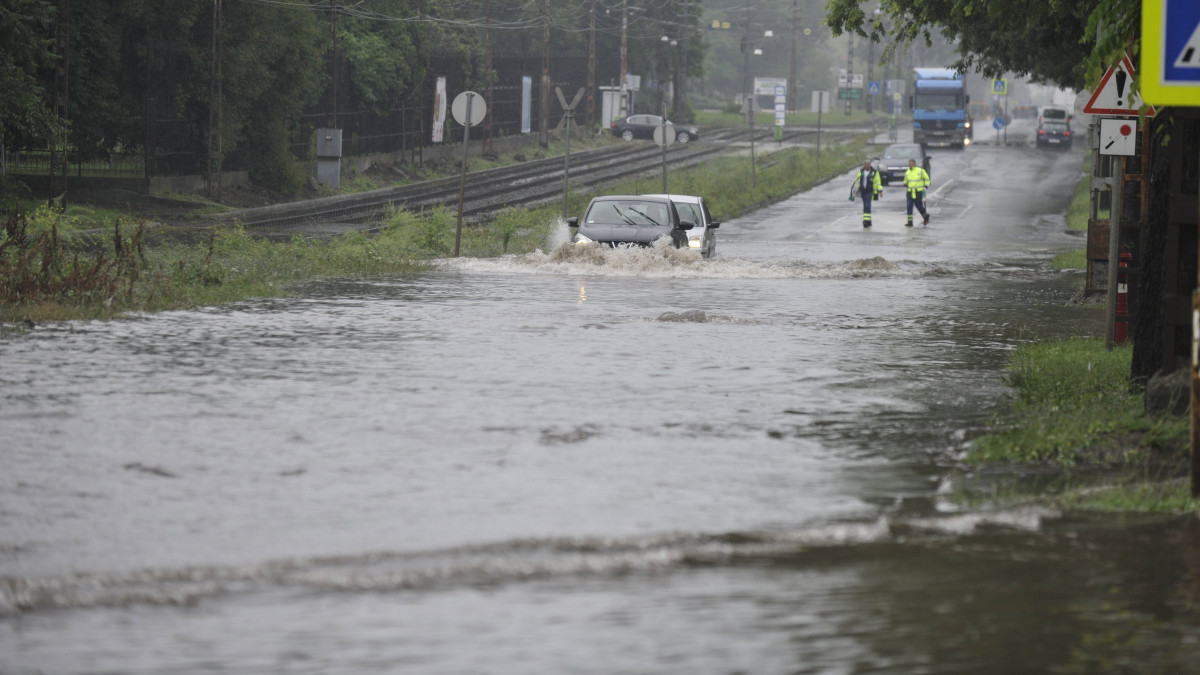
[567,195,695,250]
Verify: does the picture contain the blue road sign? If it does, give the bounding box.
[1143,0,1200,105]
[867,81,881,95]
[992,78,1008,95]
[992,117,1006,130]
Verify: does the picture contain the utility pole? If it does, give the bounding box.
[485,0,494,152]
[50,0,70,208]
[846,32,853,115]
[677,0,689,118]
[620,0,628,117]
[587,0,596,130]
[207,0,223,200]
[867,33,874,114]
[539,0,550,148]
[788,0,797,112]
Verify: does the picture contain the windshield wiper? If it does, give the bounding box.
[611,206,640,226]
[626,206,661,227]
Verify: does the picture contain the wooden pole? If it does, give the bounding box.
[1106,153,1123,351]
[1192,135,1200,497]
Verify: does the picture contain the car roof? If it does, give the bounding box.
[642,193,701,204]
[590,194,672,204]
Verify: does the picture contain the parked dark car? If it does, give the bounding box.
[876,143,931,186]
[610,115,700,144]
[1036,121,1073,149]
[567,195,694,249]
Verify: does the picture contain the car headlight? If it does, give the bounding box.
[574,232,593,244]
[688,236,702,248]
[964,121,971,129]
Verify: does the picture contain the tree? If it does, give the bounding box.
[0,0,60,151]
[822,0,1140,91]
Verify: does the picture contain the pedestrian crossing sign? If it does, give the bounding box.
[868,81,881,95]
[1142,0,1200,105]
[991,79,1008,95]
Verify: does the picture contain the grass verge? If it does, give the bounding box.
[965,335,1196,512]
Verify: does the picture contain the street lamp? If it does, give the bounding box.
[741,28,772,187]
[660,34,677,113]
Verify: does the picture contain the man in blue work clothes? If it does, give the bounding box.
[849,159,883,228]
[902,158,930,227]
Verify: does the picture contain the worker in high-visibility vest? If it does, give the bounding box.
[902,159,931,227]
[848,159,883,228]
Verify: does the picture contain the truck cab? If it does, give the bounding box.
[911,68,971,149]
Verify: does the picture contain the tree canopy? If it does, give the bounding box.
[823,0,1139,91]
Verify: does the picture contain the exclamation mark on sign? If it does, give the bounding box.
[1114,69,1127,107]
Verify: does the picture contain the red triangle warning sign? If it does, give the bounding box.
[1083,54,1156,117]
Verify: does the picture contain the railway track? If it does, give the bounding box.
[205,126,860,236]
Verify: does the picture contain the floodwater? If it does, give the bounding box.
[5,133,1200,673]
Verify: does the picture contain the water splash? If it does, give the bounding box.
[440,244,939,280]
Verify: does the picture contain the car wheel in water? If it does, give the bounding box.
[622,130,634,141]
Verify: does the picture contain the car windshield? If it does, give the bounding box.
[1043,123,1069,131]
[1042,109,1067,119]
[913,93,963,110]
[883,145,922,160]
[586,200,669,226]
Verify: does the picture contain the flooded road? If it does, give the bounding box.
[6,133,1200,673]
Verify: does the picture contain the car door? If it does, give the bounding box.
[700,199,718,257]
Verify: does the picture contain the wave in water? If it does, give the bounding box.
[0,506,1058,616]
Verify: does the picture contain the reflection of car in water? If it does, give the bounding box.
[643,194,719,259]
[567,195,695,250]
[1036,121,1073,149]
[877,143,931,186]
[610,115,700,144]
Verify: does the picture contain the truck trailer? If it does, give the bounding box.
[911,68,971,149]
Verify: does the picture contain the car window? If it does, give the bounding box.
[1042,108,1068,119]
[585,202,620,224]
[676,203,701,225]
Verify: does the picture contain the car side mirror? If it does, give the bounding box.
[678,220,695,231]
[566,217,578,227]
[709,221,720,229]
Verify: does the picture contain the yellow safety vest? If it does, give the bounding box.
[852,169,882,196]
[904,166,930,192]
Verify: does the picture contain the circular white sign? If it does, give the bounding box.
[451,91,487,127]
[653,122,676,147]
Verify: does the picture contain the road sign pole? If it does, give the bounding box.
[454,93,473,257]
[1105,154,1124,351]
